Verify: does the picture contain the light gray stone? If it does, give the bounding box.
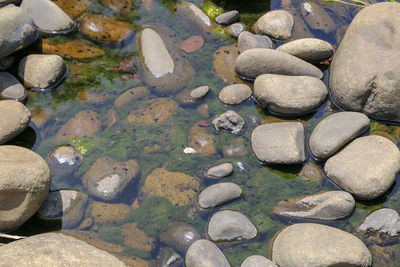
[241,255,277,267]
[227,23,246,37]
[219,84,252,105]
[0,100,31,144]
[238,31,272,53]
[254,10,293,40]
[198,182,241,209]
[358,208,400,236]
[0,72,27,101]
[190,85,209,100]
[277,38,334,62]
[205,163,234,178]
[212,110,245,134]
[215,10,239,25]
[185,239,230,267]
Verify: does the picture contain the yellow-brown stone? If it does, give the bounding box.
[101,0,132,14]
[41,39,104,59]
[54,0,90,18]
[121,223,155,252]
[188,124,216,156]
[55,110,101,141]
[89,201,131,226]
[126,98,178,124]
[213,45,241,83]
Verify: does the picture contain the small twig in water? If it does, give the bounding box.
[0,233,26,240]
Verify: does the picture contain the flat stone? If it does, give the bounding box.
[301,2,335,34]
[223,137,248,158]
[126,98,178,124]
[181,35,204,53]
[238,31,272,53]
[211,110,245,134]
[254,10,293,40]
[190,85,209,100]
[185,239,230,267]
[41,39,105,60]
[54,0,89,18]
[324,135,400,199]
[216,10,239,25]
[309,112,370,159]
[277,38,334,62]
[56,110,101,141]
[227,22,246,37]
[205,163,234,178]
[114,86,150,108]
[0,72,26,101]
[241,255,277,267]
[213,45,241,84]
[219,84,252,105]
[101,0,131,14]
[121,223,155,252]
[358,208,400,236]
[47,145,83,182]
[0,100,30,144]
[160,222,201,253]
[90,201,131,226]
[198,182,241,209]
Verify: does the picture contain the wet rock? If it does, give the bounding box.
[286,7,314,40]
[301,2,336,34]
[181,35,204,53]
[55,110,101,141]
[47,145,83,182]
[0,145,50,232]
[254,10,294,40]
[197,103,210,118]
[277,38,334,62]
[212,110,245,134]
[198,182,241,209]
[309,112,370,159]
[223,137,248,157]
[54,0,89,18]
[299,163,323,183]
[185,239,230,267]
[329,2,400,122]
[101,0,131,14]
[0,56,14,71]
[30,107,52,128]
[188,124,216,156]
[251,122,306,164]
[325,136,400,199]
[121,223,155,252]
[358,208,400,236]
[78,217,93,230]
[160,221,201,253]
[126,98,178,124]
[18,54,66,89]
[156,247,182,267]
[235,48,323,81]
[213,45,241,83]
[190,85,209,100]
[41,39,105,59]
[271,223,372,267]
[207,210,257,241]
[0,100,30,144]
[77,90,109,105]
[227,23,246,37]
[0,72,27,101]
[175,2,215,35]
[254,74,327,115]
[114,86,150,108]
[176,86,209,106]
[219,84,252,105]
[205,163,234,179]
[241,255,277,267]
[238,31,272,53]
[90,201,131,226]
[216,10,239,25]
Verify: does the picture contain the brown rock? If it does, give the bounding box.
[0,100,31,144]
[41,39,105,59]
[101,0,132,14]
[121,223,155,252]
[188,124,216,156]
[114,86,150,108]
[223,137,248,158]
[77,90,109,105]
[213,45,241,83]
[181,35,204,53]
[54,0,90,18]
[126,98,178,124]
[30,106,52,128]
[65,230,124,254]
[56,110,101,141]
[90,201,131,225]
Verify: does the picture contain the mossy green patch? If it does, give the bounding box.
[99,226,124,245]
[202,1,224,19]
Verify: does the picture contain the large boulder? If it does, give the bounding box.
[0,100,31,144]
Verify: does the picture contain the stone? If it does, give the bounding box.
[47,145,83,182]
[160,221,201,253]
[190,85,209,100]
[156,247,183,267]
[174,2,215,35]
[254,10,294,40]
[277,38,334,62]
[235,48,323,81]
[188,124,216,156]
[185,239,230,267]
[223,137,248,158]
[198,182,241,209]
[0,4,37,59]
[56,110,101,141]
[77,90,109,105]
[358,208,400,237]
[205,163,234,179]
[21,0,75,34]
[213,45,241,83]
[41,39,105,59]
[241,255,277,267]
[30,107,52,129]
[0,145,50,232]
[254,74,327,115]
[181,35,204,53]
[219,84,252,105]
[309,112,370,159]
[0,56,15,70]
[18,54,66,89]
[126,98,178,124]
[211,110,245,134]
[301,2,335,34]
[90,201,131,226]
[251,122,306,164]
[121,223,155,252]
[176,86,209,106]
[273,191,355,221]
[54,0,89,18]
[329,3,400,122]
[226,22,246,37]
[299,163,323,183]
[207,210,257,242]
[238,31,272,53]
[0,72,26,101]
[0,100,30,144]
[36,189,88,228]
[114,86,150,108]
[216,10,239,25]
[197,103,210,118]
[325,136,400,199]
[271,223,372,267]
[101,0,131,14]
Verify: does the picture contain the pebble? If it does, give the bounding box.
[241,255,277,267]
[223,138,248,158]
[219,84,252,105]
[205,163,234,178]
[174,2,215,35]
[185,239,230,267]
[277,38,334,62]
[127,98,178,124]
[254,10,294,40]
[211,110,245,134]
[0,100,31,144]
[55,110,101,141]
[47,145,83,182]
[0,72,27,101]
[215,10,239,25]
[181,35,204,53]
[358,208,400,237]
[160,221,201,253]
[114,86,150,108]
[41,39,104,59]
[198,182,242,209]
[190,85,209,100]
[226,22,246,37]
[238,31,272,53]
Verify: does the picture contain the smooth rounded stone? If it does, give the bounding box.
[156,247,183,267]
[18,54,66,89]
[0,56,15,70]
[126,98,178,124]
[47,145,83,182]
[41,39,105,60]
[251,122,306,164]
[277,38,334,62]
[177,86,210,106]
[273,191,355,221]
[254,74,327,115]
[329,3,400,122]
[219,84,252,105]
[226,22,246,37]
[309,112,370,159]
[0,145,50,232]
[55,110,101,141]
[241,255,277,267]
[324,136,400,200]
[301,2,335,34]
[211,110,245,134]
[198,182,241,209]
[181,35,204,53]
[160,221,201,253]
[0,100,30,144]
[238,31,272,53]
[174,2,215,35]
[215,10,239,25]
[21,0,74,33]
[0,233,126,266]
[207,210,257,242]
[114,86,150,108]
[254,10,294,40]
[205,163,234,178]
[0,72,26,101]
[358,208,400,237]
[190,85,209,100]
[185,239,230,267]
[272,223,372,267]
[235,48,323,81]
[36,189,88,228]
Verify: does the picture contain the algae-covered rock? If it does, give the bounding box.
[90,201,131,225]
[41,39,105,59]
[126,98,178,124]
[101,0,132,14]
[188,124,216,156]
[160,221,201,253]
[114,86,150,108]
[54,0,89,18]
[121,222,155,252]
[175,2,216,36]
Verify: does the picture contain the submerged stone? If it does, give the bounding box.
[126,98,178,124]
[358,208,400,237]
[54,0,89,18]
[301,2,335,34]
[175,2,215,35]
[198,182,241,209]
[205,163,234,179]
[47,145,83,182]
[238,31,272,53]
[56,110,101,141]
[90,201,131,226]
[114,86,150,108]
[188,124,216,156]
[185,239,230,267]
[181,35,204,53]
[223,137,248,158]
[41,39,105,59]
[160,221,201,253]
[156,247,183,267]
[213,45,241,83]
[101,0,132,14]
[121,222,155,252]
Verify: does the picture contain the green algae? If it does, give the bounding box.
[202,1,224,19]
[99,226,124,245]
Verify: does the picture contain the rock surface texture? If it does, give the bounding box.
[358,208,400,236]
[212,110,245,134]
[219,84,252,105]
[277,38,333,62]
[198,182,241,209]
[0,100,31,144]
[185,239,230,267]
[254,10,294,40]
[241,255,277,267]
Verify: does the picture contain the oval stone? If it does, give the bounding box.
[254,10,294,40]
[205,163,234,179]
[198,182,242,209]
[238,31,272,53]
[358,208,400,237]
[241,255,277,267]
[219,84,252,105]
[185,239,230,267]
[277,38,334,62]
[0,100,31,144]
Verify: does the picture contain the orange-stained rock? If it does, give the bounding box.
[181,36,204,53]
[55,110,101,141]
[101,0,132,14]
[41,39,104,59]
[54,0,90,18]
[126,98,178,124]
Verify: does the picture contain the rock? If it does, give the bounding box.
[205,163,234,179]
[30,107,52,128]
[36,189,88,228]
[126,98,178,124]
[174,2,215,35]
[101,0,131,14]
[0,56,15,70]
[219,84,252,105]
[90,201,131,225]
[41,39,105,59]
[238,31,272,53]
[235,48,323,81]
[114,86,150,108]
[301,2,335,34]
[77,90,109,105]
[190,85,209,100]
[324,136,400,199]
[156,247,183,267]
[21,0,75,34]
[54,0,89,18]
[358,208,400,237]
[271,223,372,267]
[18,54,66,89]
[185,239,230,267]
[181,35,204,53]
[0,145,50,232]
[309,112,370,159]
[47,145,83,182]
[227,23,246,37]
[223,137,248,158]
[55,110,101,141]
[83,157,140,201]
[241,255,277,267]
[207,210,257,242]
[273,191,355,221]
[277,38,334,62]
[176,86,209,106]
[0,100,30,144]
[197,103,210,118]
[198,182,241,209]
[0,4,37,59]
[254,10,294,40]
[216,10,239,25]
[213,45,241,83]
[299,163,323,183]
[160,221,201,253]
[211,110,245,134]
[0,72,27,101]
[188,124,216,156]
[121,223,155,252]
[251,122,306,164]
[329,3,400,122]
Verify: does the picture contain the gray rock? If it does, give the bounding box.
[301,2,335,34]
[185,239,230,267]
[238,31,272,53]
[160,222,201,253]
[254,74,327,115]
[235,48,323,81]
[219,84,252,105]
[254,10,294,40]
[241,255,277,267]
[174,2,215,35]
[198,182,241,209]
[0,56,15,70]
[47,145,83,182]
[156,247,183,267]
[325,136,400,199]
[329,2,400,122]
[0,72,27,101]
[226,23,246,37]
[190,85,209,100]
[0,100,31,144]
[309,112,370,159]
[205,163,234,178]
[273,191,355,221]
[272,223,372,267]
[0,4,37,59]
[358,208,400,236]
[212,110,245,134]
[277,38,334,62]
[251,122,306,164]
[0,0,21,6]
[215,10,239,25]
[207,210,257,242]
[223,138,248,158]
